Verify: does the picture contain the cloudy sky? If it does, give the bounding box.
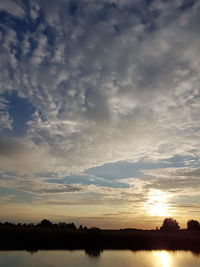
[0,0,199,229]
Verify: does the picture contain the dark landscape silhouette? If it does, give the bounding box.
[0,218,200,252]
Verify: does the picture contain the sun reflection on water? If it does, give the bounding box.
[153,251,172,267]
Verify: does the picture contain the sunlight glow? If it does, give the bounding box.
[145,189,171,216]
[153,251,172,267]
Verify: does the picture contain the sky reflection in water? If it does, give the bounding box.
[0,250,200,267]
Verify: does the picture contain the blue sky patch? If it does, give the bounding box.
[46,174,129,188]
[4,91,34,136]
[85,158,185,180]
[0,186,34,203]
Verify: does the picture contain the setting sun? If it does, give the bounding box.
[145,190,171,217]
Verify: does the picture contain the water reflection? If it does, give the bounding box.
[85,249,103,257]
[1,250,200,267]
[26,249,38,254]
[191,251,200,257]
[153,251,171,267]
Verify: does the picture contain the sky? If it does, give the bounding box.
[0,0,199,229]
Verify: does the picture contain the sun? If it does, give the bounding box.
[149,202,168,216]
[145,189,171,216]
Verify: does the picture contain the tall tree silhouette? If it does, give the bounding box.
[187,220,200,231]
[160,218,180,231]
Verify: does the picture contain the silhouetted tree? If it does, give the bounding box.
[87,227,101,240]
[40,219,53,227]
[187,220,200,231]
[58,222,67,228]
[160,218,180,231]
[68,223,76,230]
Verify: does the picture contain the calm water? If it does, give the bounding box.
[0,250,200,267]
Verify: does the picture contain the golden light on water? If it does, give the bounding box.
[153,251,172,267]
[145,189,171,217]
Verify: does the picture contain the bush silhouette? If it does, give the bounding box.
[40,219,53,227]
[160,218,180,231]
[187,220,200,231]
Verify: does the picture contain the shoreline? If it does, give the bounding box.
[1,226,200,251]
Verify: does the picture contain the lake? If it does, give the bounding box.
[0,250,200,267]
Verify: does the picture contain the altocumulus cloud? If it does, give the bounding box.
[0,0,199,176]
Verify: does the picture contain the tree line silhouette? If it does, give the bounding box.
[159,218,200,231]
[0,217,200,251]
[0,219,87,230]
[1,217,200,231]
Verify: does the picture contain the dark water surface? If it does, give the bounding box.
[0,250,200,267]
